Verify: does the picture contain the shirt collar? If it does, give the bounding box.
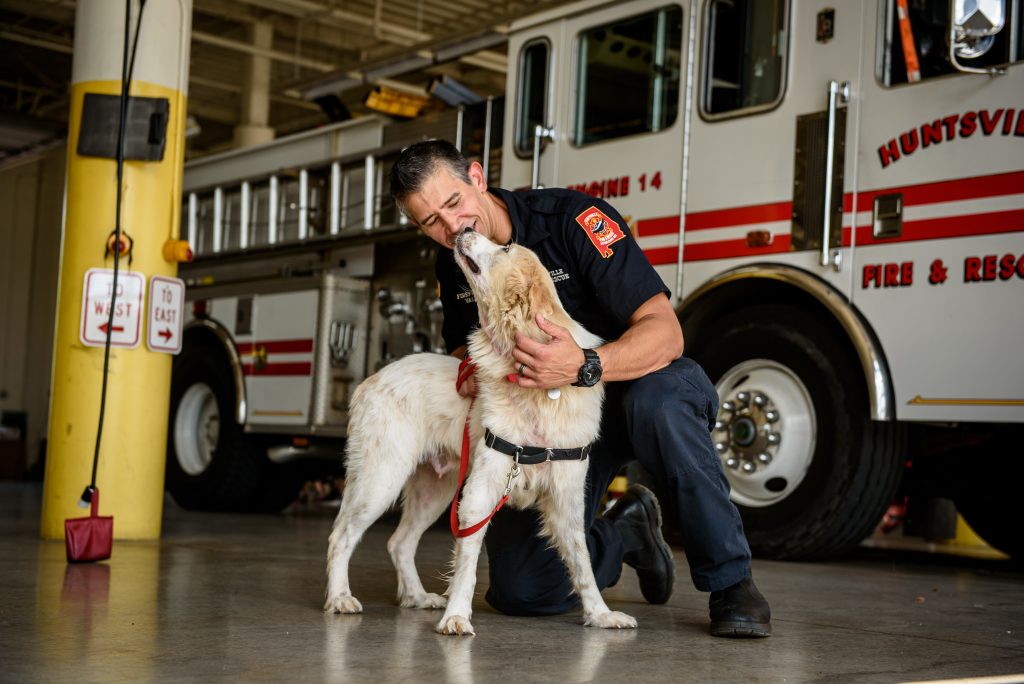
[490,187,549,247]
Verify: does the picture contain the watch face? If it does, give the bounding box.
[580,362,601,386]
[574,349,602,387]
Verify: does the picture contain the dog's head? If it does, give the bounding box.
[454,229,568,356]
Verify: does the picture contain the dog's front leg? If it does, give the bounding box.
[543,463,637,629]
[436,456,507,636]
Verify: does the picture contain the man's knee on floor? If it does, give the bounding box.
[484,578,579,617]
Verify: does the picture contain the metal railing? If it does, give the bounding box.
[183,150,401,259]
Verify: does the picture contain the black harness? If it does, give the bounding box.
[484,428,592,465]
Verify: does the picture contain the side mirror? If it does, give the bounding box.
[950,0,1008,67]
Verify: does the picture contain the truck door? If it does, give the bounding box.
[502,0,689,291]
[683,1,866,298]
[852,0,1024,423]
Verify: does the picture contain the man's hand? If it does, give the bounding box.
[512,315,586,389]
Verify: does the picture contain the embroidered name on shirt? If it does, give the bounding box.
[456,291,475,303]
[550,268,570,283]
[576,206,626,258]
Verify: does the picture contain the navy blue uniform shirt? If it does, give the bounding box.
[436,187,669,353]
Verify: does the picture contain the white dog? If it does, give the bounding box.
[325,229,636,635]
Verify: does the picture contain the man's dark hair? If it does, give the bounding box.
[389,139,471,215]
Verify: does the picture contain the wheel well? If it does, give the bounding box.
[679,273,892,420]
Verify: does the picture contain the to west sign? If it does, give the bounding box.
[147,276,185,354]
[80,268,145,348]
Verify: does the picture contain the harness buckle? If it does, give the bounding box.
[580,444,590,460]
[545,448,554,462]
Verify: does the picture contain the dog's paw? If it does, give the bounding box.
[585,610,637,630]
[324,595,363,614]
[435,615,475,636]
[401,592,448,610]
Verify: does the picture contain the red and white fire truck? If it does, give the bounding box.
[171,0,1023,559]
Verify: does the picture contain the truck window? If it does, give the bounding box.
[880,0,1023,86]
[515,40,550,156]
[573,5,683,146]
[701,0,788,118]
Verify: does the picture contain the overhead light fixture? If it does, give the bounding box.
[429,76,483,107]
[363,86,433,118]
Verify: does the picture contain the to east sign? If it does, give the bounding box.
[147,276,185,354]
[80,268,145,348]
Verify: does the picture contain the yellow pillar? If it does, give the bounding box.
[41,0,193,540]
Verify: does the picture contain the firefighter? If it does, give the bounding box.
[390,139,771,638]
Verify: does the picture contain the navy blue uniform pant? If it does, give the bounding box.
[483,356,752,616]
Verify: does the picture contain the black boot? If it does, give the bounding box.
[709,576,771,638]
[604,484,674,604]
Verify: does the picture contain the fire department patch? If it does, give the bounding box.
[575,206,625,258]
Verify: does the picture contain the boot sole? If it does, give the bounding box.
[710,621,772,638]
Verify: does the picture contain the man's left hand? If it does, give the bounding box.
[512,315,586,389]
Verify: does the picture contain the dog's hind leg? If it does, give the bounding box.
[388,461,459,609]
[325,439,417,614]
[541,463,637,630]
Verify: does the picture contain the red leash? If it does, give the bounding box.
[450,356,518,538]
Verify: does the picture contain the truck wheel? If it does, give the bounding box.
[689,305,903,560]
[166,347,264,511]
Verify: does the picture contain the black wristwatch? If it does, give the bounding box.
[572,348,603,387]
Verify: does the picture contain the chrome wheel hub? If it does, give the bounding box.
[713,360,816,508]
[174,383,219,476]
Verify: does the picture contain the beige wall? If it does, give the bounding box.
[0,146,66,471]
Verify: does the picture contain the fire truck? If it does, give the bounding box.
[171,0,1023,560]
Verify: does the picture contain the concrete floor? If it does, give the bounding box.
[2,482,1024,684]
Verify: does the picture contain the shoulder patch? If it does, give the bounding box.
[575,206,626,258]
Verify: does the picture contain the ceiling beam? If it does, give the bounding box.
[186,99,241,126]
[233,0,429,45]
[189,74,322,111]
[191,31,336,72]
[0,28,74,54]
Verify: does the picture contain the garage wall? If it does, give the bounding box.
[0,145,66,473]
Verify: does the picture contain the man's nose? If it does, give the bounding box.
[440,213,466,234]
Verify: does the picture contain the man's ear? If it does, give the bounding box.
[467,161,487,192]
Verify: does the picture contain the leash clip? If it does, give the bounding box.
[504,449,522,496]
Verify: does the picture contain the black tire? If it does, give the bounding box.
[166,346,265,511]
[688,304,904,560]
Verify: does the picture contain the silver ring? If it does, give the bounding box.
[518,363,526,376]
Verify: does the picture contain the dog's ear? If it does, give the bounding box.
[489,265,532,354]
[526,261,557,322]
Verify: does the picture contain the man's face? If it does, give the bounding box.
[402,161,492,249]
